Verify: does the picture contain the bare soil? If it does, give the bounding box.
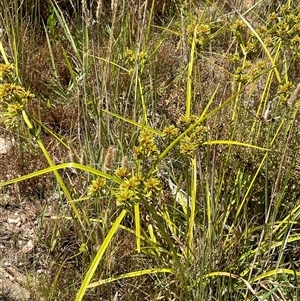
[0,136,38,300]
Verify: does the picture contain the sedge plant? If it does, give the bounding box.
[1,1,300,300]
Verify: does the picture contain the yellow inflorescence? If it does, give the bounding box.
[0,64,34,128]
[88,177,107,196]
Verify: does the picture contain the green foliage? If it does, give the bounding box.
[1,0,300,300]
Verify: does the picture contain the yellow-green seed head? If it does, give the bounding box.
[88,177,106,196]
[115,166,130,179]
[163,125,179,138]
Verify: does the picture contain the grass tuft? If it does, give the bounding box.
[1,0,300,300]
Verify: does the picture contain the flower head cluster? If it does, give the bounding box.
[191,125,208,144]
[232,19,246,34]
[115,175,161,208]
[116,176,142,206]
[143,177,161,198]
[252,60,267,76]
[233,66,251,83]
[186,20,212,48]
[124,48,148,69]
[87,177,107,196]
[0,73,34,128]
[176,114,198,131]
[162,115,208,158]
[162,125,179,139]
[0,64,14,81]
[233,60,268,84]
[134,130,159,160]
[115,166,131,179]
[279,81,294,102]
[87,145,162,208]
[180,136,198,157]
[263,4,300,50]
[179,125,207,157]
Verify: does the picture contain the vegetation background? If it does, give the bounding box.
[1,0,300,300]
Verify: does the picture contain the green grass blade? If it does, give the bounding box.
[238,13,281,83]
[101,109,162,135]
[0,39,9,64]
[203,140,269,151]
[51,2,80,60]
[186,24,197,117]
[88,268,175,288]
[250,268,300,283]
[75,209,128,301]
[187,157,196,260]
[0,162,122,187]
[134,203,141,253]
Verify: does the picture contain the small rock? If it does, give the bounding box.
[22,240,34,254]
[7,217,20,224]
[0,137,12,154]
[36,269,44,274]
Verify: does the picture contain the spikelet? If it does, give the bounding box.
[68,143,80,164]
[103,146,117,172]
[68,143,87,169]
[121,156,129,169]
[96,0,103,20]
[81,0,88,17]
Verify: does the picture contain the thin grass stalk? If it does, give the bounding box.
[275,227,292,271]
[240,235,300,271]
[224,118,285,247]
[30,116,68,148]
[250,268,300,283]
[244,192,272,299]
[219,170,243,241]
[250,69,274,135]
[185,23,197,118]
[134,203,141,253]
[75,209,128,301]
[141,198,189,297]
[101,109,162,135]
[50,253,80,300]
[231,55,247,121]
[145,0,155,44]
[132,2,147,122]
[80,21,94,156]
[61,48,78,88]
[0,163,120,187]
[187,157,197,260]
[205,178,212,243]
[290,256,299,301]
[21,110,83,226]
[181,5,189,65]
[102,0,118,117]
[11,10,19,80]
[0,39,9,64]
[238,13,281,84]
[250,44,281,138]
[271,162,295,227]
[52,3,80,60]
[272,198,300,239]
[43,25,58,78]
[139,78,148,126]
[270,108,299,227]
[88,267,175,288]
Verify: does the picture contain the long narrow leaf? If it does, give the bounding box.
[203,140,269,151]
[88,268,175,288]
[134,203,141,253]
[75,209,128,301]
[0,162,122,187]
